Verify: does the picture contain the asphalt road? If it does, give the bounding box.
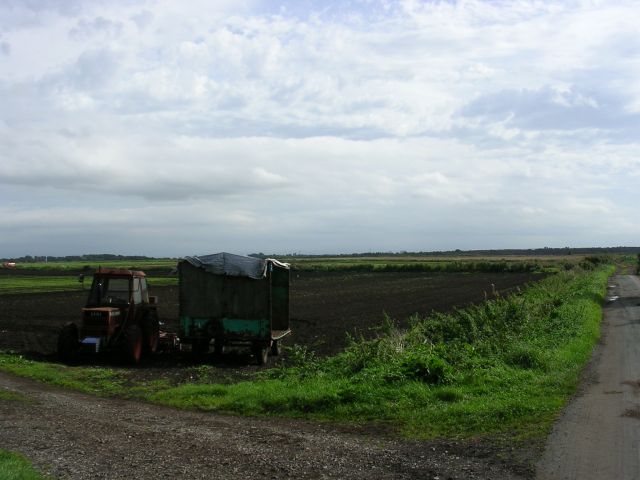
[536,274,640,480]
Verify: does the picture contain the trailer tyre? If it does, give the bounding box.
[124,325,143,365]
[142,314,160,356]
[213,338,224,357]
[57,323,79,362]
[191,338,210,357]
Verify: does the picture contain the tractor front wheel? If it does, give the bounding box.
[123,325,143,365]
[142,315,160,357]
[57,323,79,362]
[253,343,269,366]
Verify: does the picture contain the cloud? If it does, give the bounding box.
[0,0,639,255]
[69,16,123,40]
[461,85,640,132]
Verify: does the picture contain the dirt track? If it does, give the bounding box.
[536,275,640,479]
[0,371,528,479]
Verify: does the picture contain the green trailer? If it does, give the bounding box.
[178,253,290,364]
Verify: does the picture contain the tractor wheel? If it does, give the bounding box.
[57,323,79,362]
[191,338,210,357]
[142,315,160,357]
[270,339,281,356]
[123,324,143,365]
[253,344,269,366]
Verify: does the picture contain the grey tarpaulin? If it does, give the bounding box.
[182,252,290,280]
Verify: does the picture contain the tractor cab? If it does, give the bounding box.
[86,269,155,308]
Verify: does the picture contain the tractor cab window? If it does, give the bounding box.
[132,278,142,304]
[87,277,131,307]
[139,277,149,303]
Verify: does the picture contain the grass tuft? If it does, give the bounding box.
[0,450,44,480]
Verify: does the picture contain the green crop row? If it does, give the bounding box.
[290,260,546,273]
[7,259,178,271]
[0,276,177,295]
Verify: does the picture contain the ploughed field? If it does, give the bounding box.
[0,270,542,360]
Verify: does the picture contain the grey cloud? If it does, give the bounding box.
[460,86,640,132]
[0,0,84,29]
[0,156,290,202]
[67,49,120,90]
[69,16,123,40]
[163,116,392,141]
[8,0,84,15]
[131,10,153,30]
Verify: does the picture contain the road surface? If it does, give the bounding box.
[537,274,640,479]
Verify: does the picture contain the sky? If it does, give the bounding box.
[1,0,639,257]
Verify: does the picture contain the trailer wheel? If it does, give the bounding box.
[254,344,269,365]
[142,315,160,356]
[270,340,281,356]
[191,338,210,357]
[124,324,143,365]
[213,338,224,357]
[57,323,79,362]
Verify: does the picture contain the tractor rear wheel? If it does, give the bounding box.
[123,324,143,365]
[57,323,79,362]
[142,314,160,357]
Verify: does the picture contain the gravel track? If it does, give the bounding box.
[0,372,527,479]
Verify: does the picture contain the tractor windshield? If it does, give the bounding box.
[86,276,131,307]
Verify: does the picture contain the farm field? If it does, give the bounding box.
[0,270,541,360]
[0,258,617,479]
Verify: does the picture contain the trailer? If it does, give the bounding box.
[179,253,290,365]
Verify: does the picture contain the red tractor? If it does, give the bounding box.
[57,268,160,364]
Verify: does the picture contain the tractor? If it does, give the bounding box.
[57,268,160,364]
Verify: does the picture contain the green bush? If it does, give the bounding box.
[399,351,454,384]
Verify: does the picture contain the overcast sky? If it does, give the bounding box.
[1,0,639,257]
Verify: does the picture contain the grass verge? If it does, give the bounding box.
[0,266,613,440]
[0,387,30,403]
[0,450,44,480]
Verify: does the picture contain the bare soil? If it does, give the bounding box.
[1,270,542,358]
[0,271,542,384]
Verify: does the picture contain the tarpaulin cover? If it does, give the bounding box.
[182,252,289,279]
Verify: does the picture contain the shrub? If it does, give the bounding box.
[399,351,454,384]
